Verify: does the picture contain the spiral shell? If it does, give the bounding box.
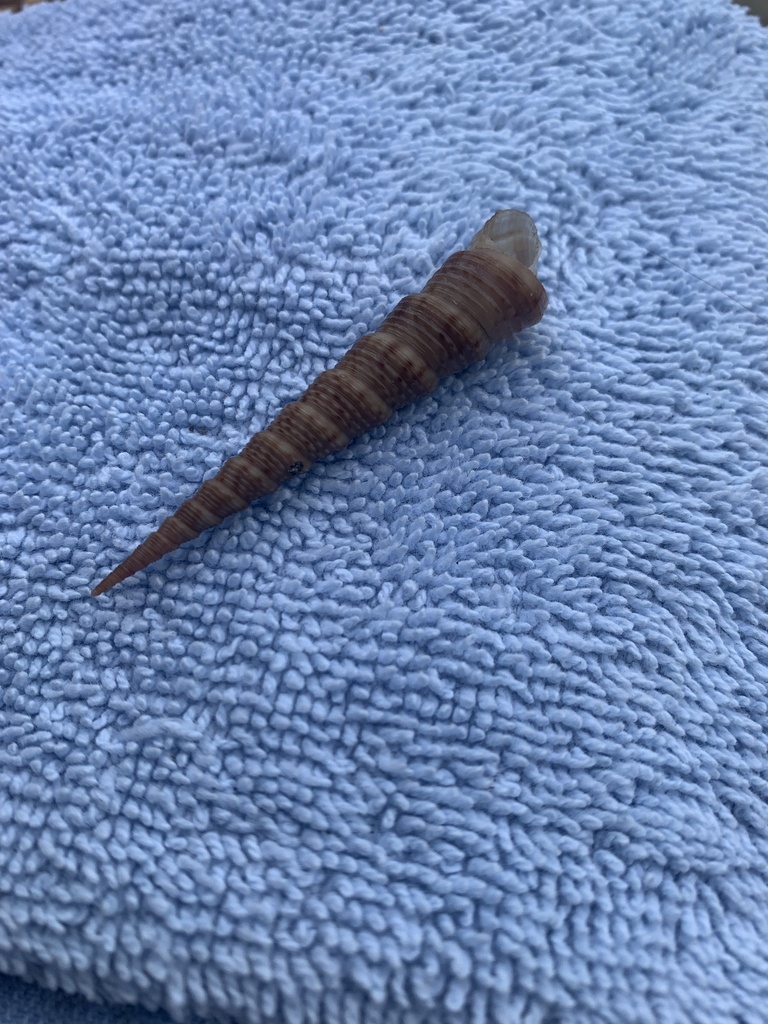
[91,209,548,596]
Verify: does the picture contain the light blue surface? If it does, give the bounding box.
[2,1,768,1022]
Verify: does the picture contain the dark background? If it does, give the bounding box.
[735,0,768,24]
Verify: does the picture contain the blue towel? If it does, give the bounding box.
[2,1,768,1023]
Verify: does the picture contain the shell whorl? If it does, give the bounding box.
[91,210,548,596]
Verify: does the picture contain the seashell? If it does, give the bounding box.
[91,209,548,596]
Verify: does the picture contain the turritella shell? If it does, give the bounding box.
[91,209,548,595]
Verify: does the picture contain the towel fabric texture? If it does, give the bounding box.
[2,1,768,1023]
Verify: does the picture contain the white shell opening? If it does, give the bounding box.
[466,209,542,273]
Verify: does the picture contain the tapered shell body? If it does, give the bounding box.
[91,210,547,595]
